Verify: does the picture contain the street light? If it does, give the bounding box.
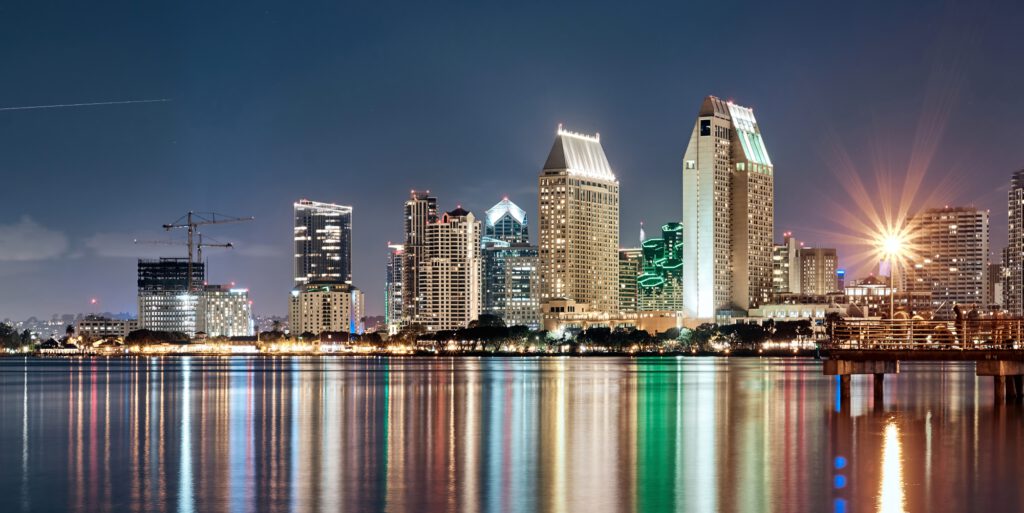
[877,230,907,320]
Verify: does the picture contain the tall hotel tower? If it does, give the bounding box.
[682,96,774,319]
[293,199,353,286]
[538,125,620,314]
[402,191,438,322]
[1004,170,1024,315]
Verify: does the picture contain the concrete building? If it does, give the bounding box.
[484,197,529,244]
[800,247,839,295]
[293,199,353,286]
[402,191,438,323]
[541,299,680,336]
[682,96,774,319]
[75,316,139,339]
[197,285,254,337]
[385,243,404,334]
[618,248,642,313]
[988,262,1003,308]
[1005,170,1024,316]
[482,242,540,329]
[538,125,620,314]
[419,207,481,331]
[137,258,205,336]
[288,282,364,335]
[772,232,801,294]
[907,206,989,315]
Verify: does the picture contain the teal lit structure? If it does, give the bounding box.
[638,223,683,311]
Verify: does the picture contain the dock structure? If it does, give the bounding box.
[825,319,1024,403]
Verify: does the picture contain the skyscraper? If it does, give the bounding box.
[197,285,254,337]
[481,197,540,329]
[637,223,684,311]
[682,96,774,318]
[419,207,481,331]
[799,247,839,295]
[1005,170,1024,316]
[289,282,364,335]
[402,191,438,323]
[137,258,205,336]
[772,232,801,294]
[538,125,620,314]
[293,200,352,286]
[618,248,642,313]
[908,206,989,314]
[385,243,405,334]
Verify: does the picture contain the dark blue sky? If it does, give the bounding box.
[1,0,1022,319]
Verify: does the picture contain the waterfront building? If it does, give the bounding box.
[288,282,364,335]
[799,247,839,295]
[402,191,439,323]
[293,199,352,286]
[481,242,540,329]
[137,258,205,336]
[907,206,989,315]
[538,125,620,315]
[385,243,405,334]
[988,262,1002,308]
[419,207,481,331]
[682,96,774,319]
[637,222,683,312]
[1005,171,1024,315]
[197,285,254,337]
[618,248,642,313]
[772,232,801,294]
[484,197,529,244]
[75,316,139,339]
[541,299,680,336]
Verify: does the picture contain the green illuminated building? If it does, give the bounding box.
[638,223,683,311]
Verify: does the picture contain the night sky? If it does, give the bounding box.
[2,0,1022,320]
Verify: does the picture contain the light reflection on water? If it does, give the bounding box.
[0,357,1021,512]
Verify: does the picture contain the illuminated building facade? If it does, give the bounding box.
[799,247,839,295]
[75,316,139,339]
[419,207,481,331]
[907,206,989,314]
[618,248,642,313]
[385,243,405,333]
[481,197,540,328]
[197,285,254,337]
[402,191,438,323]
[682,96,774,318]
[137,258,205,336]
[1005,170,1024,316]
[288,282,364,335]
[293,199,352,286]
[538,125,620,314]
[637,223,683,312]
[772,232,801,294]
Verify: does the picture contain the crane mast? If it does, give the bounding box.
[161,211,254,291]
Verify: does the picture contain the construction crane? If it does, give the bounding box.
[134,233,234,264]
[161,211,254,291]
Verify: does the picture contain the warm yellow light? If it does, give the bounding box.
[880,233,904,258]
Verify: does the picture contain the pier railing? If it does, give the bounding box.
[827,319,1024,351]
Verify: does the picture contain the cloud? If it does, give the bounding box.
[235,243,285,258]
[0,216,68,261]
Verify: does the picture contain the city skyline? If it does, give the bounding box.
[2,1,1022,320]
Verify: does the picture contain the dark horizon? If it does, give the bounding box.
[2,0,1023,319]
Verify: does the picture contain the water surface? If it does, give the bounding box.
[0,357,1020,512]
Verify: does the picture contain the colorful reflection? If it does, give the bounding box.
[0,357,1021,512]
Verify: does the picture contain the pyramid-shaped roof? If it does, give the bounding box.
[543,125,616,181]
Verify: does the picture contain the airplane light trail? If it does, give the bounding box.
[0,98,170,112]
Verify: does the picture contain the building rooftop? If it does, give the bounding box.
[543,124,616,181]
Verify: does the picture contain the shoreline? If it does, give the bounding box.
[4,348,825,359]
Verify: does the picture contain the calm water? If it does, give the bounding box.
[0,357,1021,513]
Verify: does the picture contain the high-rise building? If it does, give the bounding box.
[682,96,774,319]
[288,282,364,335]
[907,206,989,314]
[484,197,529,244]
[1005,170,1024,316]
[772,232,801,294]
[799,247,839,295]
[197,285,254,337]
[637,223,684,311]
[419,207,481,331]
[481,197,540,329]
[293,200,353,286]
[402,191,439,323]
[385,243,405,334]
[137,258,205,336]
[618,248,642,313]
[987,262,1002,308]
[538,125,620,314]
[482,242,540,329]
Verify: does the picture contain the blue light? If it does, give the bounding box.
[834,475,847,489]
[833,498,847,513]
[834,456,847,469]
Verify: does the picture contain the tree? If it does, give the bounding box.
[125,329,188,345]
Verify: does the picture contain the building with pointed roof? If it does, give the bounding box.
[484,197,529,244]
[682,96,774,319]
[538,125,620,315]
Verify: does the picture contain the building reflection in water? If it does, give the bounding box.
[0,357,1023,512]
